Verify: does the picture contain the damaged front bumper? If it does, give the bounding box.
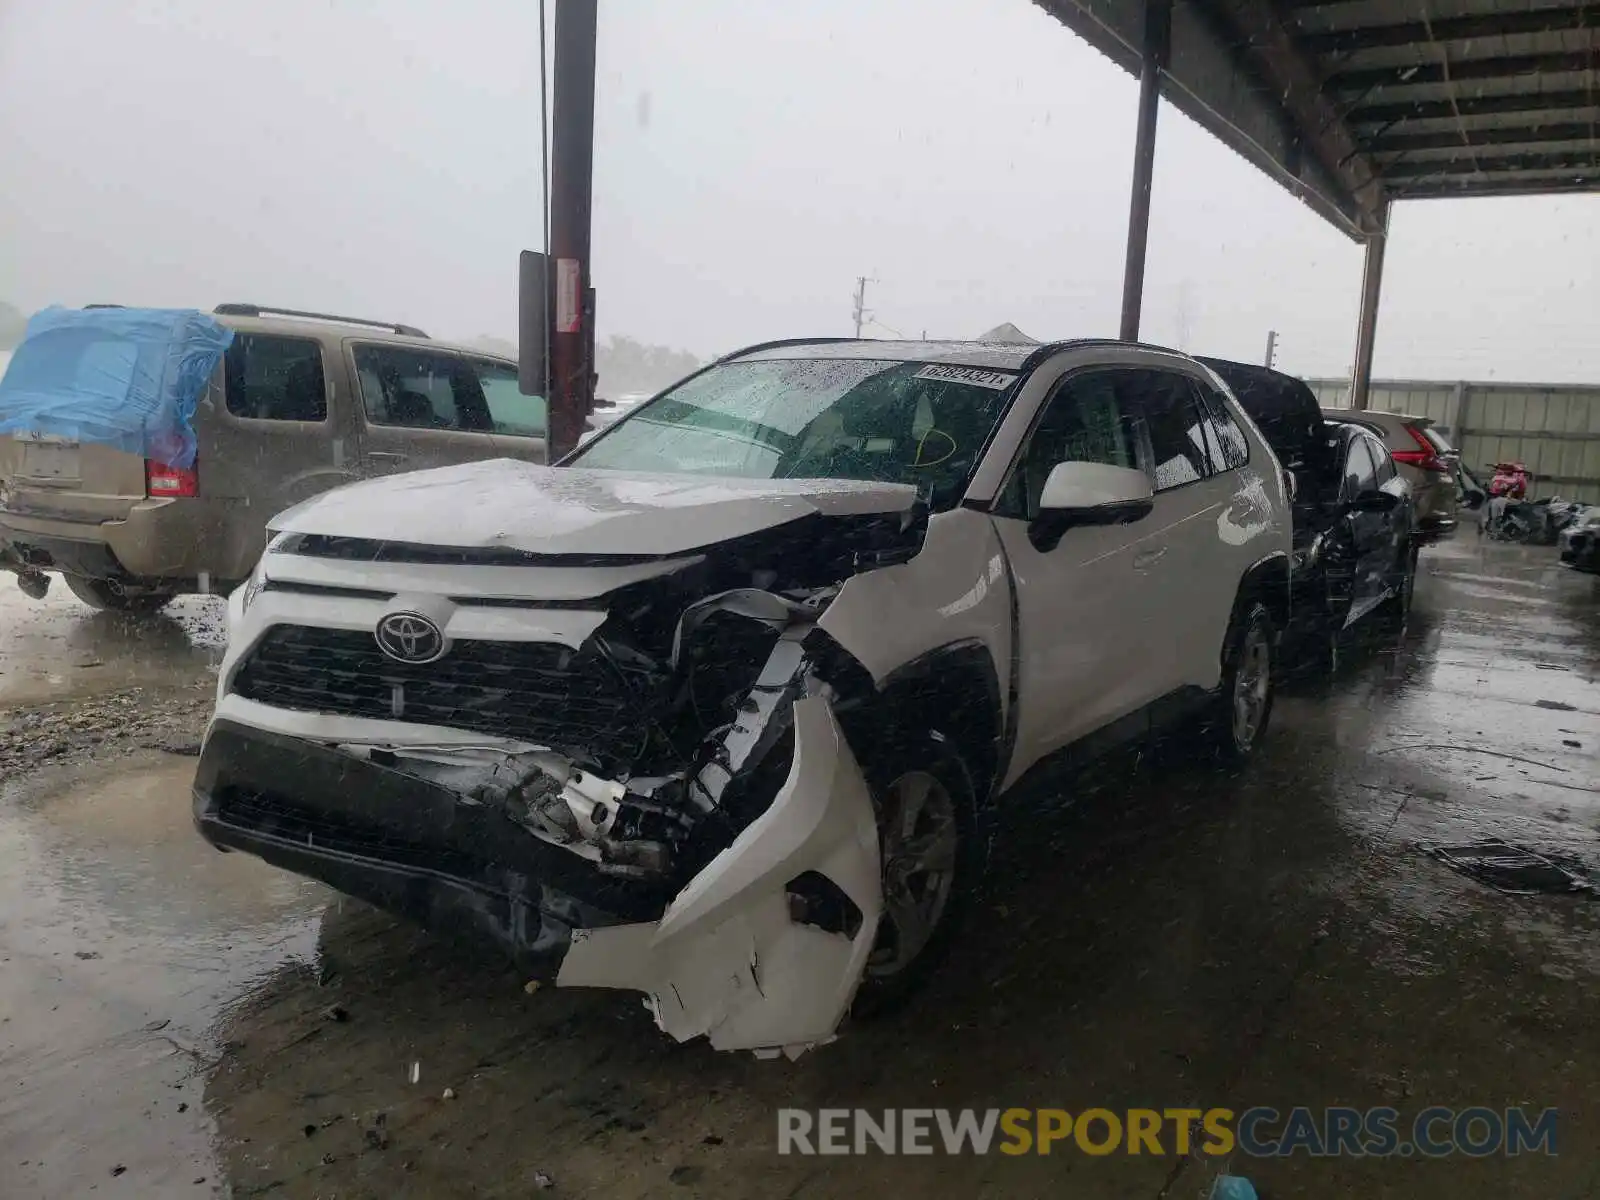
[194,693,882,1057]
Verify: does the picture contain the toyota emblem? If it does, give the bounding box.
[374,612,447,664]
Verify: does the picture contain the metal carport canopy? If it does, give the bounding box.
[1037,0,1600,237]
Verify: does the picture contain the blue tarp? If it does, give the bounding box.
[0,307,234,469]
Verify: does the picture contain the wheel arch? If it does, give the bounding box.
[1235,550,1291,642]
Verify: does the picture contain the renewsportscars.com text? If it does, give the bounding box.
[777,1106,1558,1158]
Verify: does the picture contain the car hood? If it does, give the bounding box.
[269,459,921,556]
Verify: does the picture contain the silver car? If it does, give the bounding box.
[1321,407,1459,541]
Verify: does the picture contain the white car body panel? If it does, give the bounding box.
[556,696,881,1057]
[270,458,918,556]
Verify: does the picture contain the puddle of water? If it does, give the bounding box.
[0,586,226,705]
[0,755,326,1196]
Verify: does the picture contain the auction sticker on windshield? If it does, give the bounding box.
[913,364,1017,390]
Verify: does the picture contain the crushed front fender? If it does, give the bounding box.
[555,694,881,1058]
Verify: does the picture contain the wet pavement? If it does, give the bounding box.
[1,540,1597,1198]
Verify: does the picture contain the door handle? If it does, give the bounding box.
[367,451,408,463]
[1133,547,1168,570]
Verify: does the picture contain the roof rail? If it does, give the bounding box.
[213,303,428,338]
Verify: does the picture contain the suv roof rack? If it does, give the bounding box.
[213,304,428,339]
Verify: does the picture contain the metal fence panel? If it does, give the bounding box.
[1306,377,1600,503]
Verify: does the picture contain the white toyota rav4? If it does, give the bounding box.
[195,338,1291,1057]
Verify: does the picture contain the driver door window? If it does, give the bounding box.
[997,371,1139,519]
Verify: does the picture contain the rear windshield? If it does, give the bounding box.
[569,357,1017,511]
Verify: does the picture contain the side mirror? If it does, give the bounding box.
[1347,490,1399,514]
[1030,461,1154,551]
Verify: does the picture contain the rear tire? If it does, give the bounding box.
[851,733,984,1018]
[1209,600,1276,765]
[65,575,175,614]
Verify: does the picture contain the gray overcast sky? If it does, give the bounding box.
[1,0,1597,382]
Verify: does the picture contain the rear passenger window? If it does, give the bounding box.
[224,335,327,422]
[1193,382,1250,469]
[354,345,494,432]
[1120,370,1213,491]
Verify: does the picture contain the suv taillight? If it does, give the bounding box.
[1390,426,1449,474]
[146,458,200,498]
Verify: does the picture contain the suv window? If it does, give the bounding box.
[1192,381,1250,470]
[474,358,546,437]
[354,345,507,433]
[1122,369,1213,491]
[997,370,1139,519]
[224,334,327,422]
[1344,436,1378,498]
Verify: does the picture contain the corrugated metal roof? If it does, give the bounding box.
[1036,0,1599,236]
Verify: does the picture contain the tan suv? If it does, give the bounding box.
[0,304,546,611]
[1321,406,1459,541]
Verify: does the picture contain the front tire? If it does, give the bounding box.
[1210,600,1276,764]
[852,733,984,1016]
[65,575,175,614]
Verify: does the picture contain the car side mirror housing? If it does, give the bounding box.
[1029,461,1154,551]
[1347,490,1399,514]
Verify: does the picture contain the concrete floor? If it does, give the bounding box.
[1,538,1596,1199]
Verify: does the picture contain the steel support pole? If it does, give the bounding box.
[1119,0,1172,342]
[1348,202,1390,411]
[547,0,598,460]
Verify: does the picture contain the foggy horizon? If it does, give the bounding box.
[2,0,1597,384]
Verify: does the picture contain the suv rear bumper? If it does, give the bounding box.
[0,499,212,581]
[192,720,668,974]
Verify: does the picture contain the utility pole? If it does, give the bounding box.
[852,276,872,338]
[1263,329,1278,369]
[547,0,598,460]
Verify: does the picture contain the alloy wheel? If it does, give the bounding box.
[867,770,960,978]
[1231,623,1271,751]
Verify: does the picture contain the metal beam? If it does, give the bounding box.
[1348,202,1389,412]
[1369,122,1600,154]
[1383,149,1600,178]
[1330,50,1600,91]
[1303,5,1600,55]
[1393,177,1600,199]
[1206,0,1387,227]
[1350,88,1599,125]
[1119,0,1171,342]
[547,0,598,461]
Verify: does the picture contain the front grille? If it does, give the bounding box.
[233,624,648,756]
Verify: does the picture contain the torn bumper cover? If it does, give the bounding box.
[193,695,882,1056]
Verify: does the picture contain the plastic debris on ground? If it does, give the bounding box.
[1423,839,1600,897]
[0,306,234,469]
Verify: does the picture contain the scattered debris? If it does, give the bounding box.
[110,1165,127,1177]
[74,950,100,960]
[320,1153,337,1166]
[323,1005,350,1023]
[1423,839,1600,897]
[523,980,542,995]
[1563,739,1582,748]
[531,1170,556,1190]
[701,1134,724,1146]
[177,1103,188,1114]
[154,739,203,756]
[669,1165,704,1186]
[364,1112,390,1151]
[408,1061,421,1085]
[303,1124,317,1138]
[1536,699,1577,711]
[442,1087,456,1101]
[143,1018,171,1033]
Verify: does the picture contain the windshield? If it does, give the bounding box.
[569,357,1016,509]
